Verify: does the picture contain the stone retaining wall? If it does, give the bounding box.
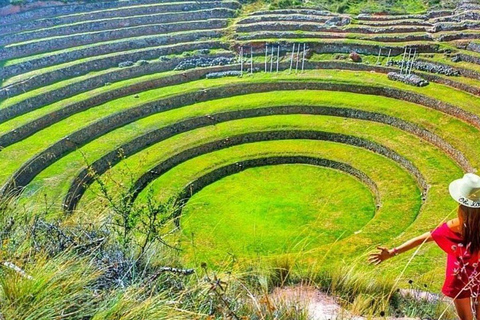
[434,11,480,23]
[2,58,178,109]
[250,9,335,16]
[236,22,426,34]
[427,10,455,18]
[437,32,480,42]
[419,71,480,95]
[2,31,223,80]
[287,32,435,43]
[167,156,381,219]
[308,43,439,55]
[361,33,433,42]
[419,57,480,79]
[63,105,467,211]
[4,60,478,148]
[125,131,424,202]
[1,19,228,60]
[236,32,345,41]
[355,20,432,27]
[236,22,342,33]
[1,54,231,119]
[1,0,238,26]
[1,32,223,96]
[2,80,476,199]
[306,60,480,96]
[237,15,332,25]
[0,63,234,147]
[1,0,153,24]
[459,52,480,66]
[0,61,396,124]
[0,9,234,47]
[1,40,227,101]
[356,13,428,21]
[348,26,428,33]
[467,42,480,53]
[0,1,239,35]
[356,10,454,22]
[240,40,437,54]
[431,21,480,33]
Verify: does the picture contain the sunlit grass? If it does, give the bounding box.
[0,254,100,320]
[179,165,375,261]
[1,1,477,317]
[12,84,480,201]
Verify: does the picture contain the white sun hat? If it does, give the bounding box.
[449,173,480,208]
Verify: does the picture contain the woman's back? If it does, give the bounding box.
[432,220,480,299]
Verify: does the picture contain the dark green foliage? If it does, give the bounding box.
[263,0,459,13]
[268,0,304,9]
[334,0,351,13]
[8,0,23,5]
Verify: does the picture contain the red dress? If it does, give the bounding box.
[431,223,480,299]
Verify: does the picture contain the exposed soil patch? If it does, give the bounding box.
[271,285,424,320]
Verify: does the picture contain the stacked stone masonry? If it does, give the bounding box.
[1,40,228,95]
[0,1,240,35]
[158,156,381,217]
[63,105,468,211]
[1,31,223,80]
[0,19,228,60]
[0,9,236,46]
[0,0,239,27]
[2,81,477,199]
[236,22,428,34]
[4,61,480,149]
[1,32,224,95]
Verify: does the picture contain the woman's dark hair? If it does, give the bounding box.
[460,205,480,253]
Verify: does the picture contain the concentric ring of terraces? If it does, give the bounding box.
[1,0,480,288]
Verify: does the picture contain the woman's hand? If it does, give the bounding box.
[368,246,393,265]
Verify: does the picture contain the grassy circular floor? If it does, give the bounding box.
[178,164,375,265]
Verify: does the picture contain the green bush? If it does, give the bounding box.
[8,0,24,5]
[268,0,304,10]
[254,0,458,13]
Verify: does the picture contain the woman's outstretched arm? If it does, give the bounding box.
[368,231,434,265]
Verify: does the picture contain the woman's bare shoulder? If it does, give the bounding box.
[446,218,462,234]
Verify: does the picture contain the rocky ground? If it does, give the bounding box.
[0,0,65,16]
[271,285,450,320]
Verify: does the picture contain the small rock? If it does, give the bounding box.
[451,55,461,63]
[349,51,362,62]
[206,71,243,79]
[136,60,149,66]
[388,72,429,87]
[174,56,236,71]
[118,61,135,68]
[198,48,211,55]
[467,42,480,54]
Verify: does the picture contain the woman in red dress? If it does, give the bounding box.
[370,173,480,320]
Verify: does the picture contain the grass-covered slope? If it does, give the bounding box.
[261,0,458,13]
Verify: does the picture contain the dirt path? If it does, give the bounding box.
[271,285,423,320]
